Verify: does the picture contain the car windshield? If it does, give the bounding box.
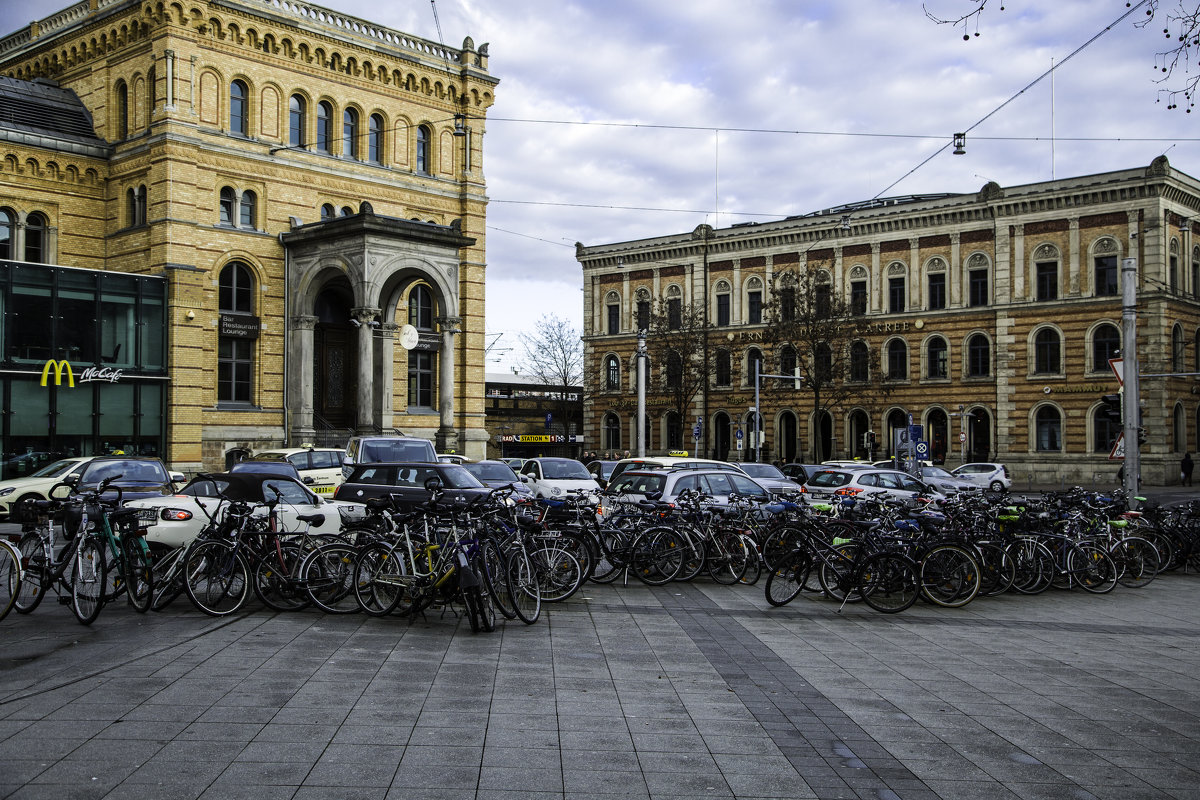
[740,464,784,480]
[29,459,83,479]
[608,474,666,495]
[438,465,485,489]
[923,467,953,479]
[80,461,167,486]
[464,463,517,482]
[809,471,852,487]
[360,440,434,462]
[541,459,591,480]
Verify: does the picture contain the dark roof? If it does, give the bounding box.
[0,76,107,147]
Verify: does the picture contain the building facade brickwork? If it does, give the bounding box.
[0,0,497,472]
[578,159,1200,487]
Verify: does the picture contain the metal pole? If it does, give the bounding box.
[959,405,967,465]
[753,359,760,463]
[636,329,647,458]
[1121,257,1140,498]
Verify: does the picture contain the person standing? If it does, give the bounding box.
[1182,452,1194,487]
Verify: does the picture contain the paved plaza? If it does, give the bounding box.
[2,547,1200,800]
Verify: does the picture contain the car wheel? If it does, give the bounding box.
[989,480,1006,492]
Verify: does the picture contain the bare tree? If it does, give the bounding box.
[925,1,1200,112]
[644,298,712,452]
[518,313,583,436]
[759,269,891,462]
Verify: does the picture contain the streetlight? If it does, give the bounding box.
[636,329,648,458]
[950,405,975,465]
[753,360,803,463]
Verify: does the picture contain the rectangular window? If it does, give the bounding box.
[748,291,762,324]
[1036,263,1058,301]
[780,288,796,322]
[815,284,830,318]
[969,269,989,307]
[218,337,253,404]
[850,281,866,315]
[1094,256,1118,296]
[408,351,434,407]
[927,273,946,310]
[636,300,649,331]
[716,294,730,327]
[667,298,682,330]
[99,273,137,367]
[888,278,905,314]
[607,304,619,335]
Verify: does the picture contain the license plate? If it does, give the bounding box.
[134,508,159,526]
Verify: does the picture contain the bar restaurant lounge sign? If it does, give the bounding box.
[220,313,261,339]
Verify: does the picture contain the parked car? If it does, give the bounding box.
[0,455,96,522]
[437,453,468,465]
[247,446,345,495]
[518,457,601,498]
[462,459,532,497]
[607,456,744,486]
[737,463,804,496]
[802,467,946,505]
[586,459,620,489]
[230,459,303,480]
[341,435,437,478]
[604,468,771,512]
[333,462,491,510]
[501,457,524,470]
[951,462,1012,492]
[67,456,183,504]
[916,465,983,496]
[127,471,354,549]
[780,463,826,485]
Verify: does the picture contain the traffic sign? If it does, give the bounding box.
[959,432,966,443]
[693,424,701,439]
[1109,432,1125,460]
[1108,358,1123,386]
[735,428,744,440]
[915,440,930,459]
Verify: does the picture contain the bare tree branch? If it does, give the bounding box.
[518,313,583,436]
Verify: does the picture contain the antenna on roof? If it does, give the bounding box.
[430,0,446,50]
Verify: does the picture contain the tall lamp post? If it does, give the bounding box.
[1121,257,1140,498]
[753,361,803,464]
[636,329,648,458]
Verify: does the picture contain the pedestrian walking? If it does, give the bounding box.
[1182,452,1194,486]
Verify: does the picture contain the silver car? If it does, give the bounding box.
[951,462,1012,492]
[802,468,946,505]
[603,468,771,515]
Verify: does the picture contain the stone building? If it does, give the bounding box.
[578,158,1200,486]
[0,0,496,476]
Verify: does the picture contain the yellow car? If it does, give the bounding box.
[247,447,345,495]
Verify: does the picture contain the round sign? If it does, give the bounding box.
[915,441,929,457]
[398,324,419,350]
[735,429,744,440]
[959,432,967,443]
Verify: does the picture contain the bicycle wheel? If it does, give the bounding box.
[478,539,515,619]
[529,543,583,602]
[707,531,749,585]
[739,535,763,586]
[70,536,107,625]
[589,528,626,583]
[858,552,920,614]
[765,549,811,607]
[468,563,497,633]
[1008,537,1055,595]
[507,548,541,624]
[976,541,1016,596]
[1070,543,1118,594]
[301,542,360,614]
[675,530,706,582]
[761,526,802,571]
[184,541,250,616]
[918,544,981,608]
[0,541,19,621]
[354,542,408,616]
[1111,536,1159,588]
[122,535,154,613]
[150,546,187,611]
[254,543,311,611]
[13,532,46,614]
[818,542,863,603]
[630,527,684,586]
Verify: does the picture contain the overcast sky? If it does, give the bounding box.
[3,1,1198,371]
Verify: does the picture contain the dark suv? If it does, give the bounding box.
[68,456,179,503]
[333,461,490,511]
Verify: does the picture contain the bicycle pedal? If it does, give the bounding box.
[57,595,71,605]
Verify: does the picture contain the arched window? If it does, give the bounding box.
[316,101,333,153]
[289,94,306,147]
[407,286,436,409]
[127,188,139,227]
[1092,324,1120,372]
[416,124,432,173]
[320,203,335,220]
[605,355,620,390]
[219,187,236,225]
[779,346,797,388]
[604,413,621,452]
[887,339,907,380]
[746,347,763,386]
[218,262,255,404]
[230,79,248,135]
[239,190,257,229]
[849,341,868,382]
[115,81,129,139]
[1034,328,1061,374]
[666,351,683,390]
[666,412,683,451]
[715,349,731,386]
[1035,406,1062,452]
[927,336,948,379]
[368,113,384,163]
[1175,403,1187,452]
[1173,325,1186,373]
[815,342,832,383]
[606,292,620,335]
[342,107,359,159]
[666,285,682,330]
[340,206,354,217]
[887,269,905,313]
[24,213,46,264]
[0,208,12,259]
[715,281,731,327]
[1093,405,1121,454]
[967,334,990,377]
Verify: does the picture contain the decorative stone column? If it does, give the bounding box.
[290,314,318,440]
[436,315,462,451]
[352,306,379,433]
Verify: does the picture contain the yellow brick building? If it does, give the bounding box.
[579,159,1200,487]
[0,0,497,474]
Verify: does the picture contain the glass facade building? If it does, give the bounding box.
[0,261,167,478]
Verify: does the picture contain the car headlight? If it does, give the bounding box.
[551,486,561,495]
[160,508,193,522]
[0,487,13,497]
